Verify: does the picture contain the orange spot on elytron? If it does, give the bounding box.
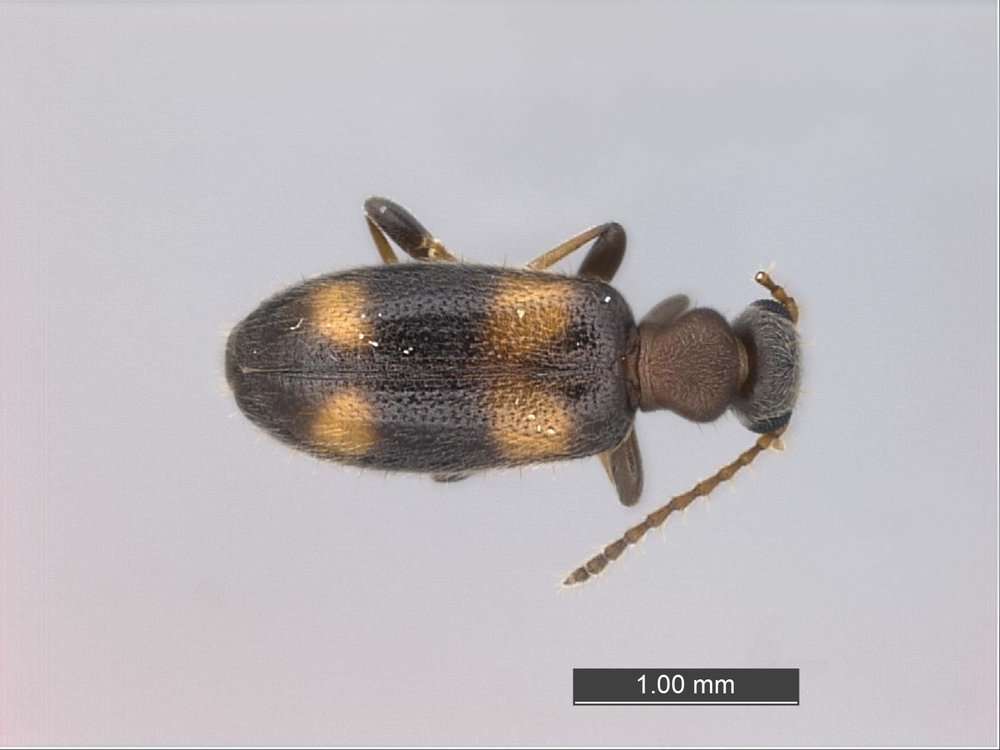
[311,389,376,457]
[484,276,573,360]
[489,380,573,462]
[310,280,373,348]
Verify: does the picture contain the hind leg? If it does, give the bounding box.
[364,197,459,264]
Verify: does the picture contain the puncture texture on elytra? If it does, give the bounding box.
[227,265,635,473]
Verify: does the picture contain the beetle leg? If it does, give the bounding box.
[577,223,627,281]
[598,425,643,506]
[364,196,459,262]
[365,215,399,265]
[526,222,626,281]
[639,294,690,328]
[432,472,471,483]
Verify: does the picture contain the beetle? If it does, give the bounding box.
[225,197,801,585]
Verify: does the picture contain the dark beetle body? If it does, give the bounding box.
[226,264,637,474]
[226,196,803,584]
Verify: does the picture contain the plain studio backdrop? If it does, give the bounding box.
[1,2,996,746]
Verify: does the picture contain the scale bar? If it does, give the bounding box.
[574,700,798,706]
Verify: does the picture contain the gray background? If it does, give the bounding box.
[1,1,996,746]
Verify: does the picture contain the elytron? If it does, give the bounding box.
[226,197,801,585]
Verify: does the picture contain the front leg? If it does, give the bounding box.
[364,197,459,264]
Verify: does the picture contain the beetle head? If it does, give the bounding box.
[729,298,800,433]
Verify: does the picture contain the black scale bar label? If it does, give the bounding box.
[573,668,799,705]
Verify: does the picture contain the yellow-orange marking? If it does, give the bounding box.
[489,380,573,461]
[311,389,377,457]
[309,280,373,348]
[484,276,573,360]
